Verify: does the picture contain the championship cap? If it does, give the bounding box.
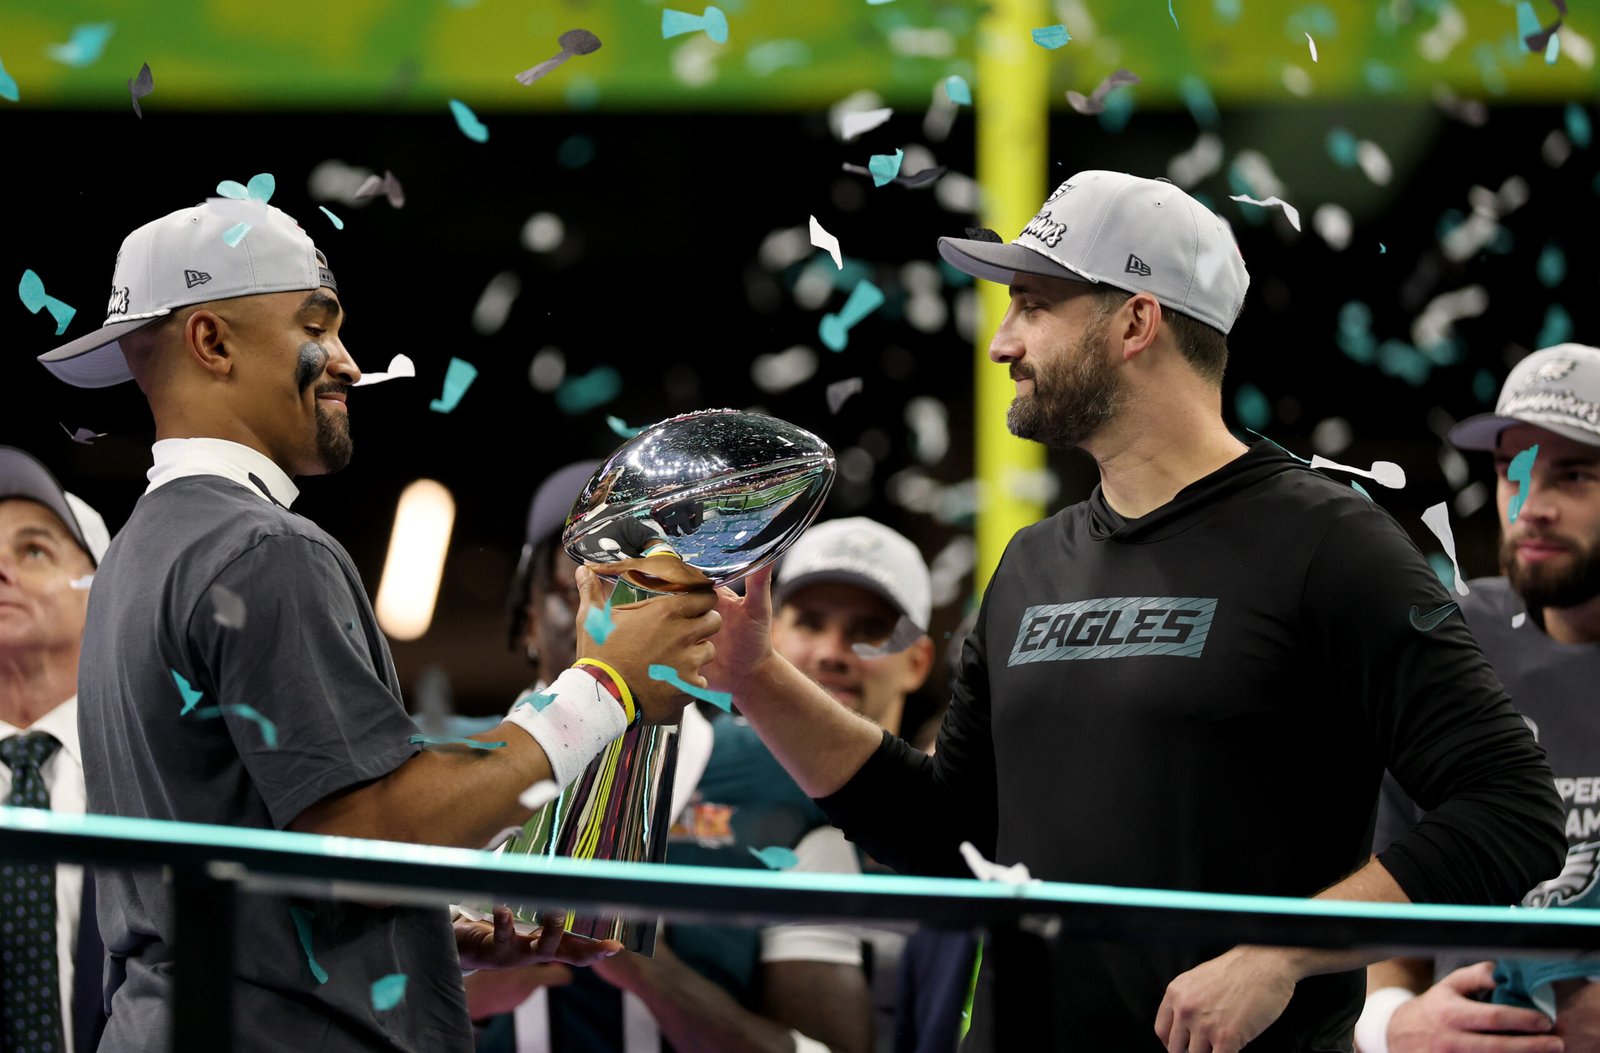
[1450,344,1600,451]
[0,447,112,566]
[37,198,337,389]
[776,517,933,633]
[937,170,1250,334]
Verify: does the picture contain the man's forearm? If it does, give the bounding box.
[1279,859,1414,978]
[600,949,811,1053]
[734,656,884,799]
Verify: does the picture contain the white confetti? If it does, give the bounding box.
[1512,611,1528,628]
[352,354,417,387]
[483,826,523,851]
[60,423,107,445]
[959,841,1037,886]
[808,215,842,269]
[750,346,817,393]
[68,574,94,591]
[840,107,893,141]
[209,584,248,629]
[1421,502,1470,597]
[1356,140,1393,186]
[826,377,863,414]
[519,779,560,811]
[1229,193,1302,232]
[1310,454,1406,489]
[471,271,522,336]
[1306,31,1319,62]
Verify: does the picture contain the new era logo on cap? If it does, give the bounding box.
[184,269,212,289]
[1125,254,1151,277]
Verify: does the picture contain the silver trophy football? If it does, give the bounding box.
[496,409,835,952]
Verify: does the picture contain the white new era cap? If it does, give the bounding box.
[0,447,112,565]
[1450,344,1600,451]
[37,198,337,389]
[775,517,932,632]
[937,170,1250,334]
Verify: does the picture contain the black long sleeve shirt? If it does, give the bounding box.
[820,442,1564,1051]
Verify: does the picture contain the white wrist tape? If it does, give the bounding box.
[1354,986,1415,1053]
[503,667,628,788]
[789,1030,830,1053]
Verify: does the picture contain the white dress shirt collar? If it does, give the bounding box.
[146,437,299,508]
[0,694,80,765]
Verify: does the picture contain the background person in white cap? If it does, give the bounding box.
[695,170,1564,1053]
[1363,344,1600,1053]
[37,198,723,1052]
[0,447,112,1053]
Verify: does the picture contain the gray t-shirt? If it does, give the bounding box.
[78,475,472,1051]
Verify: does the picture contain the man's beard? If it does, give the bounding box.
[1006,311,1124,448]
[314,395,353,473]
[1500,528,1600,610]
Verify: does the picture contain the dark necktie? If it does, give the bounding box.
[1,731,65,1053]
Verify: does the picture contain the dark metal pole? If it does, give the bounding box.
[172,864,234,1053]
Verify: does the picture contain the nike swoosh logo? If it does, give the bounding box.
[1409,602,1460,632]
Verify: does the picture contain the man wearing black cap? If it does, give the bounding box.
[0,448,111,1053]
[37,199,723,1052]
[699,171,1564,1053]
[1363,343,1600,1053]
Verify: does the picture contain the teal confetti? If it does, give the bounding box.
[1244,429,1309,464]
[820,279,886,352]
[1378,243,1386,254]
[1213,0,1241,23]
[1178,76,1217,129]
[289,906,330,984]
[318,206,345,230]
[1233,383,1271,430]
[1168,0,1180,30]
[749,845,800,870]
[555,366,622,414]
[1326,128,1359,167]
[1363,60,1401,93]
[1097,88,1136,134]
[747,40,810,76]
[1408,602,1459,632]
[171,669,203,715]
[515,690,558,712]
[1567,104,1592,148]
[216,173,275,203]
[662,6,728,44]
[1030,24,1071,49]
[1507,444,1539,523]
[1537,303,1573,349]
[1473,368,1497,403]
[17,270,76,336]
[222,222,252,248]
[0,56,18,102]
[448,99,489,142]
[868,149,904,187]
[1515,2,1542,52]
[1351,480,1373,501]
[1426,553,1457,592]
[408,734,507,751]
[944,75,971,105]
[1537,243,1565,288]
[371,973,408,1011]
[584,584,618,645]
[648,664,734,712]
[345,619,358,631]
[606,415,645,439]
[1545,32,1561,64]
[194,704,279,749]
[47,23,115,68]
[429,357,478,413]
[557,134,596,169]
[1336,301,1376,365]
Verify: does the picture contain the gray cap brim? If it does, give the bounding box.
[36,312,168,388]
[774,568,924,633]
[1449,413,1600,452]
[0,447,96,565]
[937,236,1095,287]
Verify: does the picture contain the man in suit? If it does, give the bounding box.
[0,446,113,1053]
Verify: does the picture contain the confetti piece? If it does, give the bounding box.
[819,279,886,352]
[555,366,622,414]
[515,690,559,712]
[59,423,106,444]
[648,664,733,711]
[1408,602,1459,632]
[1379,243,1386,254]
[1168,0,1180,30]
[1309,454,1406,489]
[289,906,330,984]
[1566,104,1592,148]
[584,585,617,644]
[944,75,971,106]
[839,107,892,141]
[1350,480,1372,501]
[868,149,904,187]
[1326,128,1358,167]
[216,173,275,203]
[749,846,799,870]
[448,99,489,142]
[1234,384,1271,430]
[128,62,153,117]
[662,6,728,44]
[345,619,357,631]
[515,28,603,86]
[1519,0,1566,52]
[370,973,407,1011]
[47,23,114,68]
[353,170,405,209]
[1421,502,1470,596]
[171,669,203,714]
[1030,24,1071,49]
[1065,68,1140,115]
[519,779,560,810]
[68,575,94,591]
[193,704,279,749]
[408,734,507,751]
[826,377,864,414]
[429,357,478,413]
[0,57,16,102]
[1513,612,1529,628]
[318,206,344,230]
[209,584,247,629]
[809,216,843,269]
[1177,76,1218,129]
[18,270,76,336]
[352,354,417,387]
[1229,193,1301,231]
[1507,445,1539,523]
[222,222,252,248]
[959,841,1036,885]
[471,272,521,336]
[1305,32,1319,62]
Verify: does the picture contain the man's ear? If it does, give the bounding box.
[900,635,935,692]
[1119,293,1162,362]
[184,309,233,377]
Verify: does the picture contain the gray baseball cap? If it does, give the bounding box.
[37,198,337,389]
[937,170,1250,334]
[1450,343,1600,451]
[776,517,932,633]
[0,447,111,565]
